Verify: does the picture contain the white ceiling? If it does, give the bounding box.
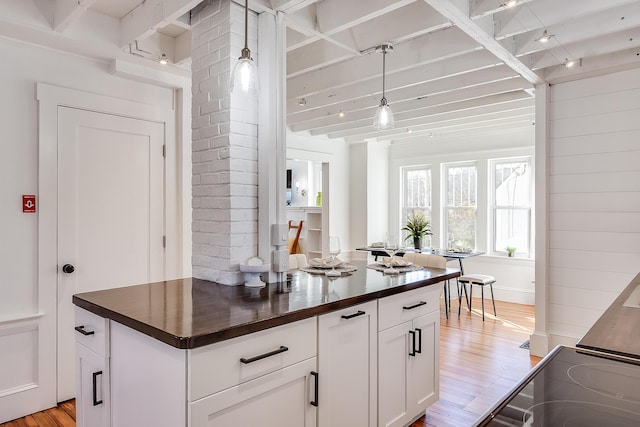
[3,0,640,143]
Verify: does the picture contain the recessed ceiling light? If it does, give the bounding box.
[338,110,345,118]
[298,98,307,106]
[158,53,169,65]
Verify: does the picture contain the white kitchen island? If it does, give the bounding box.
[73,260,459,427]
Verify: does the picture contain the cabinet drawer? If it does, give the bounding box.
[189,317,317,401]
[378,285,441,331]
[74,307,109,357]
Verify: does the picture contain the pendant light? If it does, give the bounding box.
[230,0,258,95]
[373,44,394,130]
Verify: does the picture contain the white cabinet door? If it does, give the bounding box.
[76,344,109,427]
[408,311,440,419]
[378,290,440,427]
[317,301,377,427]
[378,321,412,427]
[189,357,317,427]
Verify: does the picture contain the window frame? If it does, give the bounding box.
[489,156,533,257]
[443,161,478,251]
[401,165,433,243]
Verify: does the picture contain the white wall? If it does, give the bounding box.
[543,67,640,347]
[0,37,187,420]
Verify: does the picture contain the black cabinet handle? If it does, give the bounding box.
[62,264,75,274]
[74,326,95,336]
[341,310,365,320]
[92,371,103,406]
[409,330,416,357]
[403,301,427,310]
[415,328,422,354]
[310,371,319,407]
[240,346,289,364]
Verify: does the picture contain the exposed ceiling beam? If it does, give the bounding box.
[288,27,480,97]
[119,0,201,48]
[54,0,97,32]
[423,0,544,85]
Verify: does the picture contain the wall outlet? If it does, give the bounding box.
[272,248,289,272]
[271,224,289,247]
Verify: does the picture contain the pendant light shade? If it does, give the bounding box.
[373,44,394,130]
[231,0,258,95]
[374,98,394,130]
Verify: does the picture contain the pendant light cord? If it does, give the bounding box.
[381,46,387,100]
[244,0,249,51]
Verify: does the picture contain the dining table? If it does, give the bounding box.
[355,246,483,274]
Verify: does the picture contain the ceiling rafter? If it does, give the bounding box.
[423,0,544,85]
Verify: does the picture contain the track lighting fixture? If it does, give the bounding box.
[535,30,553,43]
[230,0,258,95]
[158,53,169,65]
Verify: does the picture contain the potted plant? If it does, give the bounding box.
[402,212,432,251]
[505,246,516,257]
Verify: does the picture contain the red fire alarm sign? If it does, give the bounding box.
[23,195,36,213]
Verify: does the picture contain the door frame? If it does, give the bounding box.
[36,82,179,402]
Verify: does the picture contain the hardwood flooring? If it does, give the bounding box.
[2,298,539,427]
[1,400,75,427]
[413,296,541,426]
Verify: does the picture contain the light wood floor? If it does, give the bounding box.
[2,297,539,427]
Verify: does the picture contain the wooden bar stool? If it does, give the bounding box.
[457,274,496,321]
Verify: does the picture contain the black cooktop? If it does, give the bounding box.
[475,345,640,426]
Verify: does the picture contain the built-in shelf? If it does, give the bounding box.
[286,206,326,259]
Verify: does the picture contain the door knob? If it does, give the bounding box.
[62,264,75,274]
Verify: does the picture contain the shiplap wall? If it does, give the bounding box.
[548,67,640,343]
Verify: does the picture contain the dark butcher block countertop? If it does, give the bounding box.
[73,260,459,350]
[577,272,640,359]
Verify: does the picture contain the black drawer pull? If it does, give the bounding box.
[92,371,103,406]
[75,325,95,336]
[409,330,416,357]
[240,346,289,364]
[341,310,365,320]
[310,371,319,407]
[415,328,422,354]
[403,301,427,310]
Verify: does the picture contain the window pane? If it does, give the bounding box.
[406,169,431,210]
[494,162,530,206]
[447,208,476,250]
[494,208,529,253]
[447,166,476,207]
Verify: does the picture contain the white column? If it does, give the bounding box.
[190,0,259,285]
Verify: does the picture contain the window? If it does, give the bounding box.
[402,167,432,241]
[492,158,531,256]
[444,163,477,250]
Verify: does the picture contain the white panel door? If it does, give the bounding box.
[57,107,165,401]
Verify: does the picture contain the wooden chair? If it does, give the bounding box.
[402,253,451,318]
[287,220,304,255]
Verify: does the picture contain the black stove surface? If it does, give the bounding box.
[476,346,640,426]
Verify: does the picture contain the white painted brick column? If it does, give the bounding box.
[190,0,259,285]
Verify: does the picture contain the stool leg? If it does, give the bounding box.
[490,283,497,316]
[468,284,473,311]
[457,280,463,316]
[481,285,485,321]
[443,282,449,320]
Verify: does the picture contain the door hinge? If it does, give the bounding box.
[162,235,166,248]
[162,145,166,158]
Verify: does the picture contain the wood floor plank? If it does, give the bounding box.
[411,298,540,427]
[3,298,539,427]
